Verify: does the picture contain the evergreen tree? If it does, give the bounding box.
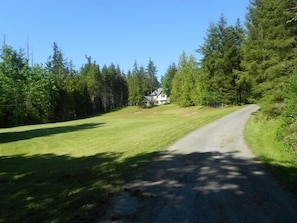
[197,15,244,105]
[279,3,297,152]
[73,73,91,117]
[0,45,56,126]
[113,65,128,108]
[281,71,297,151]
[127,61,145,106]
[101,63,127,111]
[25,64,56,123]
[161,62,177,97]
[127,71,135,105]
[101,65,111,111]
[46,42,75,121]
[0,45,30,126]
[170,67,182,105]
[171,52,199,107]
[145,58,159,93]
[242,0,296,116]
[79,56,102,114]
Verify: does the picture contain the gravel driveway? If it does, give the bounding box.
[98,104,297,223]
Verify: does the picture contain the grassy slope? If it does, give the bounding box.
[245,115,297,196]
[0,104,239,223]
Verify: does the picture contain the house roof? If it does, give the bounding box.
[150,88,164,96]
[144,96,156,102]
[144,88,167,102]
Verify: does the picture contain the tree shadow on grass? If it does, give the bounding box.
[0,151,158,223]
[0,123,104,144]
[255,155,297,196]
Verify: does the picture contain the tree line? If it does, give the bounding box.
[0,42,160,127]
[161,16,245,107]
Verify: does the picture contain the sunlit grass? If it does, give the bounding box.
[245,115,297,196]
[0,104,239,158]
[0,104,240,223]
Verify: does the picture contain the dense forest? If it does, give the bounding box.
[1,0,297,153]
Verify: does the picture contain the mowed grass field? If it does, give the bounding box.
[0,104,240,223]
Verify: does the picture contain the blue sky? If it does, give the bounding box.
[1,0,250,79]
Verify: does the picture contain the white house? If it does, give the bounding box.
[144,88,168,106]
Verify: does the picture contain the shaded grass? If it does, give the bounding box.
[0,104,240,223]
[245,115,297,196]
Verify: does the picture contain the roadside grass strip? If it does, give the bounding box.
[245,116,297,196]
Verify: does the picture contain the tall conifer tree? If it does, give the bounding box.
[47,42,75,121]
[171,52,199,107]
[242,0,296,116]
[197,15,244,105]
[145,58,159,94]
[161,62,177,97]
[127,61,145,106]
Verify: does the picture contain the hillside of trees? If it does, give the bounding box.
[1,0,297,154]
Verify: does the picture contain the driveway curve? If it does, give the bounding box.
[98,104,297,223]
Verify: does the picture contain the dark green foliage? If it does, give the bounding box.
[171,52,200,107]
[101,64,128,111]
[127,60,159,106]
[281,71,297,153]
[76,58,128,114]
[145,58,159,94]
[243,0,297,157]
[46,42,75,121]
[0,45,57,127]
[161,62,177,97]
[197,15,244,106]
[0,43,128,127]
[73,74,92,118]
[127,62,145,106]
[242,0,296,116]
[78,56,102,114]
[24,65,56,123]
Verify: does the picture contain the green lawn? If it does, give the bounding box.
[0,104,239,223]
[245,115,297,196]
